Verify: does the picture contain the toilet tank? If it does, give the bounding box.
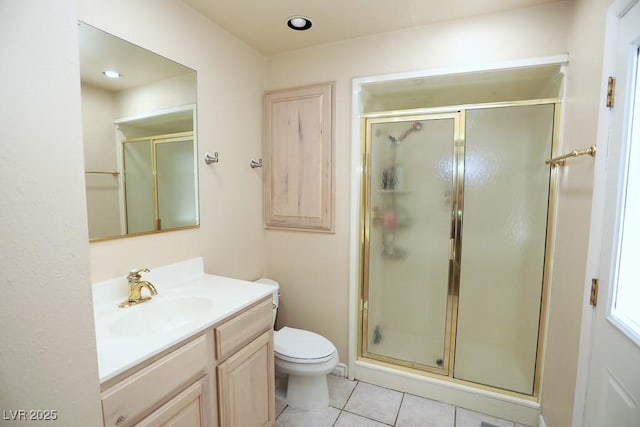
[254,278,279,327]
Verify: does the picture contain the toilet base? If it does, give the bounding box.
[286,374,330,410]
[275,351,339,410]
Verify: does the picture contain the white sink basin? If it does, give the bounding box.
[110,296,214,337]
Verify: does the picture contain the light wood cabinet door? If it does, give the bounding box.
[217,331,275,427]
[135,376,209,427]
[264,82,334,232]
[102,335,209,427]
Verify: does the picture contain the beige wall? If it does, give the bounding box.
[77,0,269,282]
[0,1,102,424]
[265,1,571,365]
[541,0,612,425]
[114,73,197,119]
[82,83,122,239]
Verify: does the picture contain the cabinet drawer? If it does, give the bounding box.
[215,297,272,360]
[135,376,207,427]
[102,335,208,427]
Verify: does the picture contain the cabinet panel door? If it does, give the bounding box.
[264,83,334,232]
[135,376,208,427]
[217,331,275,427]
[102,335,209,427]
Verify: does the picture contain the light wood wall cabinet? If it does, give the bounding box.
[264,83,335,232]
[100,296,275,427]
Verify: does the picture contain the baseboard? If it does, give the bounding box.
[538,414,547,427]
[331,363,348,377]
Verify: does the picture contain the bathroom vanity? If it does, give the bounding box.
[92,258,275,427]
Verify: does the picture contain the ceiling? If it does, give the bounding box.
[78,22,194,92]
[182,0,558,55]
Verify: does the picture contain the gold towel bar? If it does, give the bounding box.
[545,145,596,167]
[85,170,120,176]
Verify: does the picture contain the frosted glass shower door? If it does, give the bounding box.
[123,140,154,234]
[454,104,554,394]
[363,113,459,372]
[156,137,197,230]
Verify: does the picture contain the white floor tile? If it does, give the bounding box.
[275,396,287,418]
[344,382,403,425]
[328,374,358,409]
[275,406,340,427]
[396,394,455,427]
[275,376,525,427]
[455,408,514,427]
[336,411,391,426]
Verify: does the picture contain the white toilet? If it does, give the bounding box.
[255,278,339,410]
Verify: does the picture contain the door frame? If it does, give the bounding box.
[359,111,463,377]
[349,55,570,383]
[347,57,569,425]
[572,0,640,426]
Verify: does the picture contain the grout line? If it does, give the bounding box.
[330,409,340,427]
[341,379,359,410]
[341,408,394,426]
[332,378,360,426]
[393,392,405,426]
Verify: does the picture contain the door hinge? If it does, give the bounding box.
[590,278,599,306]
[606,77,616,108]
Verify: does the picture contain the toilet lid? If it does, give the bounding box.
[274,327,336,362]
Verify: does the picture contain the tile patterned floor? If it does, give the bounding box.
[275,374,533,427]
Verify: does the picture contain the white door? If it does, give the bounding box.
[579,1,640,426]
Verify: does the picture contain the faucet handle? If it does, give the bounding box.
[127,268,150,282]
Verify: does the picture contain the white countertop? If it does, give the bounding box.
[92,258,273,383]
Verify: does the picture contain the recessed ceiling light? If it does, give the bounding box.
[102,70,122,79]
[287,16,312,31]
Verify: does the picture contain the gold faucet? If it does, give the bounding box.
[118,268,158,308]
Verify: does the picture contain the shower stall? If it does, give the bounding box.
[359,100,557,397]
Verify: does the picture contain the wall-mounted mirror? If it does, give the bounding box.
[78,22,198,241]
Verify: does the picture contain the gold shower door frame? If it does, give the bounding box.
[359,111,463,377]
[122,131,195,233]
[358,99,560,399]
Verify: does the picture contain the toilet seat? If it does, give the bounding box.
[274,327,336,364]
